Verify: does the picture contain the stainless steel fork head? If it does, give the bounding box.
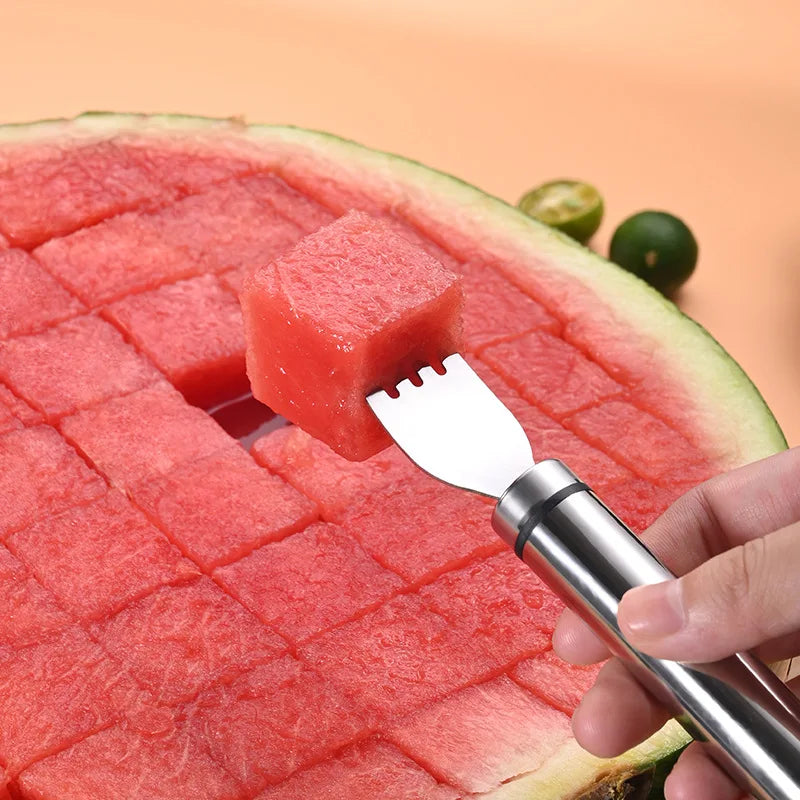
[366,353,534,499]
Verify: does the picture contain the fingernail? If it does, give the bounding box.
[621,580,686,640]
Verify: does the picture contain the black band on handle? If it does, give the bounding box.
[513,481,590,558]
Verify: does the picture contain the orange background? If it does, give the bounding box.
[2,0,800,446]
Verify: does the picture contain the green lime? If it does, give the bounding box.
[609,211,698,295]
[518,179,604,244]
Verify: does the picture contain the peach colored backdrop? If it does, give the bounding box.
[3,0,799,446]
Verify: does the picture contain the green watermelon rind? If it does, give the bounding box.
[0,112,785,798]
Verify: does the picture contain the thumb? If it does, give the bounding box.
[618,522,800,662]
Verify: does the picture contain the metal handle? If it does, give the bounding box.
[492,460,800,800]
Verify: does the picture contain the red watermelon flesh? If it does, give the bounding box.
[0,117,780,798]
[132,447,317,570]
[0,544,72,648]
[0,249,85,340]
[103,274,249,408]
[18,715,243,800]
[215,521,403,644]
[0,626,145,774]
[512,649,601,717]
[60,381,242,491]
[0,315,162,423]
[254,739,459,800]
[7,489,197,622]
[388,675,572,793]
[34,178,306,306]
[241,210,464,460]
[342,473,501,585]
[89,577,287,707]
[187,655,369,794]
[251,424,416,522]
[0,426,106,540]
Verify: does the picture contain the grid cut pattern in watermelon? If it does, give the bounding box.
[7,489,198,622]
[35,177,306,306]
[567,399,715,486]
[0,249,85,340]
[0,626,145,775]
[254,739,459,800]
[0,139,256,249]
[388,675,572,793]
[0,315,162,422]
[0,426,106,540]
[188,655,370,794]
[0,130,726,798]
[419,552,557,668]
[299,593,497,726]
[0,544,72,648]
[342,473,501,585]
[17,717,244,800]
[0,384,41,431]
[103,274,249,409]
[482,329,626,419]
[215,522,403,645]
[511,649,601,716]
[458,259,561,352]
[89,577,287,707]
[251,425,415,523]
[61,382,241,492]
[132,447,317,570]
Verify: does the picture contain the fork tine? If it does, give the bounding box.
[367,354,534,499]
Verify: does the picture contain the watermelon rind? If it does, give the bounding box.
[0,112,787,798]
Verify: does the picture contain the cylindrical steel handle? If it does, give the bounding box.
[492,460,800,800]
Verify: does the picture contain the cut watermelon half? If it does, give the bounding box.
[0,112,787,800]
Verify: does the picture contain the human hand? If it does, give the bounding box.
[552,446,800,800]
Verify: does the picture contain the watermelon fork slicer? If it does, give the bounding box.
[367,353,800,800]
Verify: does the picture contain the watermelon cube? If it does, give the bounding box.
[250,425,415,522]
[61,382,240,491]
[241,210,464,461]
[567,399,715,486]
[0,426,106,540]
[459,260,561,352]
[387,676,572,793]
[481,329,624,419]
[215,522,403,644]
[299,594,495,725]
[189,655,370,793]
[0,232,7,248]
[8,489,198,622]
[35,177,306,306]
[0,249,85,340]
[0,544,71,648]
[0,315,161,422]
[511,650,600,716]
[132,447,317,570]
[90,577,287,706]
[254,739,459,800]
[419,552,556,668]
[104,274,248,408]
[0,382,41,431]
[0,626,144,775]
[342,473,500,585]
[18,717,244,800]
